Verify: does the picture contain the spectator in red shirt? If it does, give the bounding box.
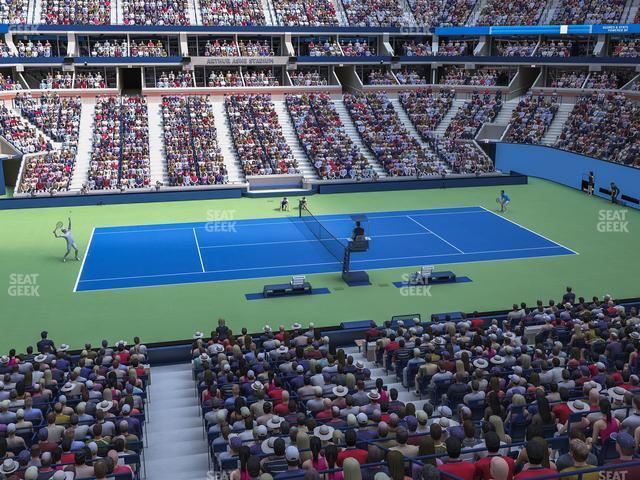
[552,388,572,427]
[337,429,369,466]
[438,437,476,480]
[514,441,558,480]
[475,432,515,480]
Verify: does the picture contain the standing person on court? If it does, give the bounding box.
[298,197,308,217]
[53,217,80,262]
[587,171,595,195]
[610,183,620,204]
[498,190,511,213]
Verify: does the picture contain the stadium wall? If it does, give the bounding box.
[496,143,640,209]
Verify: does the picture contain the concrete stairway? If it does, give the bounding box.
[272,100,318,180]
[341,345,430,408]
[492,98,520,127]
[540,0,561,24]
[333,100,387,178]
[262,0,277,25]
[389,97,433,152]
[70,99,96,191]
[466,0,489,25]
[113,0,121,24]
[541,102,574,146]
[147,96,168,185]
[188,0,200,25]
[29,0,41,23]
[331,0,349,25]
[433,98,466,138]
[210,99,245,183]
[623,0,638,23]
[145,363,210,480]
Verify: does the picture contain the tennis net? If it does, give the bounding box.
[299,207,346,264]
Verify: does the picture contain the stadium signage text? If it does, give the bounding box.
[200,57,285,66]
[8,273,40,297]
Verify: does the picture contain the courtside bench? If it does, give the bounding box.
[263,282,313,297]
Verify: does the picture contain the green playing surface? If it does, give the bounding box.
[1,178,638,352]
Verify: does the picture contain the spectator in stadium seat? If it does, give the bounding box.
[438,437,475,480]
[337,429,368,466]
[514,440,557,480]
[475,432,515,480]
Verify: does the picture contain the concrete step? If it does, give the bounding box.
[147,96,168,184]
[211,98,245,183]
[272,100,318,181]
[542,102,574,146]
[434,98,466,138]
[70,98,95,190]
[145,363,210,480]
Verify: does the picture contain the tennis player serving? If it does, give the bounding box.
[53,217,80,262]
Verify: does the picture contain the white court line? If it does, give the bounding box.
[406,215,465,254]
[198,231,432,249]
[92,209,487,235]
[77,244,567,284]
[77,259,341,283]
[73,227,95,293]
[350,245,565,264]
[193,228,205,272]
[478,206,580,255]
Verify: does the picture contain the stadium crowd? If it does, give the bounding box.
[550,0,625,25]
[87,96,150,190]
[536,40,573,58]
[611,39,640,58]
[0,74,22,91]
[199,0,266,25]
[431,137,492,173]
[40,0,110,24]
[0,0,27,23]
[556,92,640,168]
[476,0,546,26]
[155,71,195,88]
[225,94,299,175]
[305,40,342,56]
[121,0,190,25]
[440,69,500,87]
[273,0,339,26]
[0,333,148,479]
[408,0,476,27]
[208,70,243,87]
[366,70,397,85]
[340,0,408,27]
[290,71,328,87]
[344,91,440,177]
[444,91,503,140]
[396,70,429,85]
[549,71,587,89]
[505,92,558,145]
[494,40,537,57]
[16,40,53,58]
[0,104,49,153]
[398,89,455,138]
[74,72,110,89]
[340,40,375,56]
[39,72,73,90]
[192,290,640,480]
[162,95,228,187]
[286,92,372,180]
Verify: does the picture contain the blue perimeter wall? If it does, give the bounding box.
[496,143,640,208]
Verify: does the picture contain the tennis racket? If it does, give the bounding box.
[55,221,64,230]
[496,198,503,205]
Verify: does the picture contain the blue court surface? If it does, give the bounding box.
[74,206,577,292]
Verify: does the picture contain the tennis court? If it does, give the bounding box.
[75,206,577,292]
